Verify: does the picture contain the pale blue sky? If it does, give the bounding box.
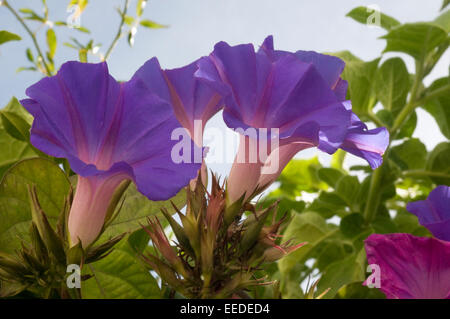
[1,0,448,175]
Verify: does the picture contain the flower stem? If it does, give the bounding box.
[390,61,424,135]
[363,165,383,222]
[103,0,130,61]
[364,60,425,222]
[2,0,52,76]
[412,83,450,108]
[368,110,384,128]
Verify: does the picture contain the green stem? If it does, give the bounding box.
[363,164,383,222]
[403,170,450,179]
[103,0,130,61]
[2,0,52,76]
[391,61,424,134]
[364,60,425,222]
[368,110,384,128]
[412,83,450,108]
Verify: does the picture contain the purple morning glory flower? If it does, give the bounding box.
[365,233,450,299]
[131,57,226,147]
[197,35,389,202]
[259,36,389,169]
[406,185,450,241]
[22,61,201,246]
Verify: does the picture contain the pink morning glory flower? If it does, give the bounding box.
[365,233,450,299]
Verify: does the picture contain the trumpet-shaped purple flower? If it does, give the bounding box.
[406,185,450,241]
[131,57,226,147]
[197,36,389,202]
[365,233,450,299]
[22,61,201,246]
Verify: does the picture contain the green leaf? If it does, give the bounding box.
[442,0,450,11]
[371,214,398,234]
[316,249,366,298]
[308,192,347,219]
[259,193,305,217]
[68,0,88,12]
[390,138,427,170]
[46,29,57,59]
[336,281,385,299]
[375,109,394,127]
[136,0,147,17]
[277,157,326,195]
[0,31,21,46]
[140,20,168,29]
[374,58,411,114]
[330,149,346,170]
[317,168,344,188]
[0,98,36,177]
[2,97,33,124]
[81,229,161,299]
[396,110,417,139]
[433,8,450,32]
[340,213,365,238]
[0,129,37,178]
[19,9,44,22]
[346,6,400,31]
[335,175,360,208]
[279,212,336,281]
[16,66,38,73]
[124,15,135,26]
[340,58,380,114]
[100,183,186,240]
[422,77,450,139]
[127,32,135,47]
[329,50,362,63]
[382,23,448,61]
[314,240,349,271]
[78,49,87,63]
[25,48,34,62]
[0,158,71,254]
[0,97,32,143]
[0,111,31,142]
[426,142,450,185]
[393,209,426,234]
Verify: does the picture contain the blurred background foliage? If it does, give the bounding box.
[0,0,449,299]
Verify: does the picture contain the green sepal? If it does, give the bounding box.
[85,233,126,264]
[29,223,49,264]
[223,192,246,227]
[27,185,66,265]
[56,191,73,242]
[103,179,131,227]
[0,280,28,298]
[0,252,29,278]
[161,207,194,257]
[66,241,84,266]
[239,203,275,254]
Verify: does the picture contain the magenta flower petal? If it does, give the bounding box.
[131,57,224,146]
[22,61,201,245]
[365,233,450,299]
[407,185,450,241]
